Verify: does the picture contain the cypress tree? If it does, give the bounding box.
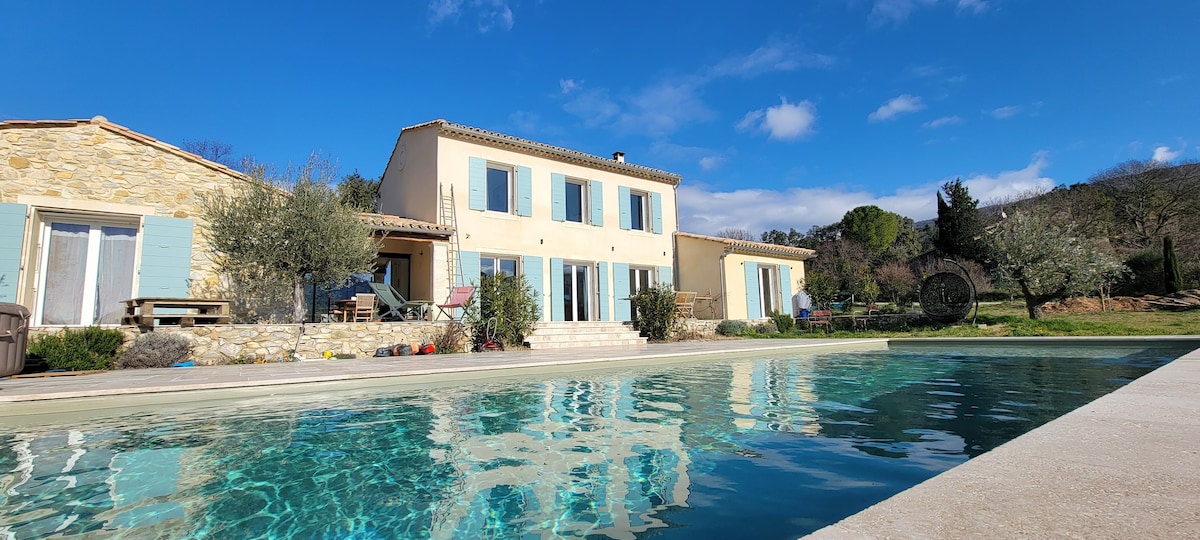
[1163,236,1183,294]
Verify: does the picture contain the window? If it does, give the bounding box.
[760,265,779,316]
[629,266,654,294]
[36,217,138,325]
[486,165,511,213]
[481,255,519,277]
[565,179,586,223]
[629,191,647,231]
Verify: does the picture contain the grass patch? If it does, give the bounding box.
[751,301,1200,339]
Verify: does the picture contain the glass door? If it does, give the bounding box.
[562,263,591,322]
[759,265,778,317]
[37,220,138,325]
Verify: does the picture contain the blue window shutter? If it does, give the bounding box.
[468,157,487,211]
[744,262,761,319]
[0,203,28,303]
[549,257,564,322]
[522,255,544,320]
[612,262,630,321]
[779,265,793,315]
[589,180,604,226]
[458,250,480,287]
[550,173,566,222]
[651,192,663,234]
[597,261,609,321]
[657,265,673,289]
[618,186,631,230]
[516,166,532,217]
[138,216,193,297]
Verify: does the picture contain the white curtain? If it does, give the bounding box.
[42,223,89,325]
[95,226,137,324]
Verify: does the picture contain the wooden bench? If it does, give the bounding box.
[123,297,231,327]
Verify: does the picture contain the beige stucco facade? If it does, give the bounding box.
[676,232,814,320]
[0,117,277,324]
[380,120,681,322]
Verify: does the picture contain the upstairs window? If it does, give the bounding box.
[486,165,511,213]
[565,179,586,223]
[629,191,647,231]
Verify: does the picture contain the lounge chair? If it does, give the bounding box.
[436,286,475,322]
[369,282,429,321]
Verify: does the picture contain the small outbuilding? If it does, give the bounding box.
[675,232,816,320]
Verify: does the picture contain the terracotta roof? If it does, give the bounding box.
[400,119,683,186]
[0,116,250,180]
[676,231,817,260]
[357,212,453,237]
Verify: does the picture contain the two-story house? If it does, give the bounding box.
[378,120,680,324]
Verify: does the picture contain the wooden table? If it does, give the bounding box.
[123,297,230,327]
[333,298,357,322]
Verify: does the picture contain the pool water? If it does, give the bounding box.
[0,343,1191,539]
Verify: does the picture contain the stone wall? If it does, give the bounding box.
[28,321,470,365]
[676,318,722,339]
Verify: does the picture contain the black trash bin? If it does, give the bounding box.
[0,303,31,377]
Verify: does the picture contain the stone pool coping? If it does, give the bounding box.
[807,336,1200,539]
[2,335,1198,538]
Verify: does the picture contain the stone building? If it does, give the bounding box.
[0,116,258,326]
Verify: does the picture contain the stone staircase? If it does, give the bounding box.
[524,321,647,350]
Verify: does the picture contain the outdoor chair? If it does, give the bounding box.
[352,293,376,322]
[369,282,428,321]
[807,310,832,333]
[674,291,698,319]
[436,286,475,322]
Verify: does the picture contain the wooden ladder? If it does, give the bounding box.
[439,183,462,287]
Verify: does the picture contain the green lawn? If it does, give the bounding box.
[746,301,1200,339]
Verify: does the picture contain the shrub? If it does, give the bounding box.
[1118,251,1163,296]
[433,321,470,354]
[716,320,748,336]
[753,321,779,334]
[465,274,541,349]
[768,310,795,333]
[630,284,678,342]
[27,327,124,371]
[117,332,193,369]
[803,272,838,310]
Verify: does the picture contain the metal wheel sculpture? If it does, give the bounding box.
[919,271,975,323]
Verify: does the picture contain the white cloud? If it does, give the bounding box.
[988,105,1021,119]
[957,0,988,14]
[561,40,829,137]
[559,79,580,95]
[428,0,513,32]
[922,115,963,129]
[868,0,987,25]
[677,153,1055,236]
[1152,145,1182,162]
[868,94,925,122]
[737,98,818,140]
[699,156,726,171]
[707,43,834,78]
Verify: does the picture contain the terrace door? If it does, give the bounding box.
[562,263,591,322]
[36,219,138,326]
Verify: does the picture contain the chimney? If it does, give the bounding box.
[612,151,625,163]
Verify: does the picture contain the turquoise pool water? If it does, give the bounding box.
[0,342,1192,539]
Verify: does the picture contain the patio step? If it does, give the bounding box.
[525,321,647,350]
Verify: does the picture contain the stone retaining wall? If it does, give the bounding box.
[29,322,469,365]
[677,319,722,339]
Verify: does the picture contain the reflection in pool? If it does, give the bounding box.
[0,343,1191,539]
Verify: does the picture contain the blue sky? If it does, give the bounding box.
[3,1,1197,235]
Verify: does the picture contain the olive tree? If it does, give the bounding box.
[985,212,1125,319]
[201,153,381,323]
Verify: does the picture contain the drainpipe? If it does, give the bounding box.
[718,247,730,320]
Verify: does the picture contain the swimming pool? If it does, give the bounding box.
[0,342,1192,539]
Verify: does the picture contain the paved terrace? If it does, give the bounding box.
[1,337,1197,538]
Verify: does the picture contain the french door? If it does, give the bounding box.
[759,265,779,317]
[36,219,138,326]
[562,263,591,322]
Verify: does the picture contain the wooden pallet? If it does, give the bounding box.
[12,370,108,379]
